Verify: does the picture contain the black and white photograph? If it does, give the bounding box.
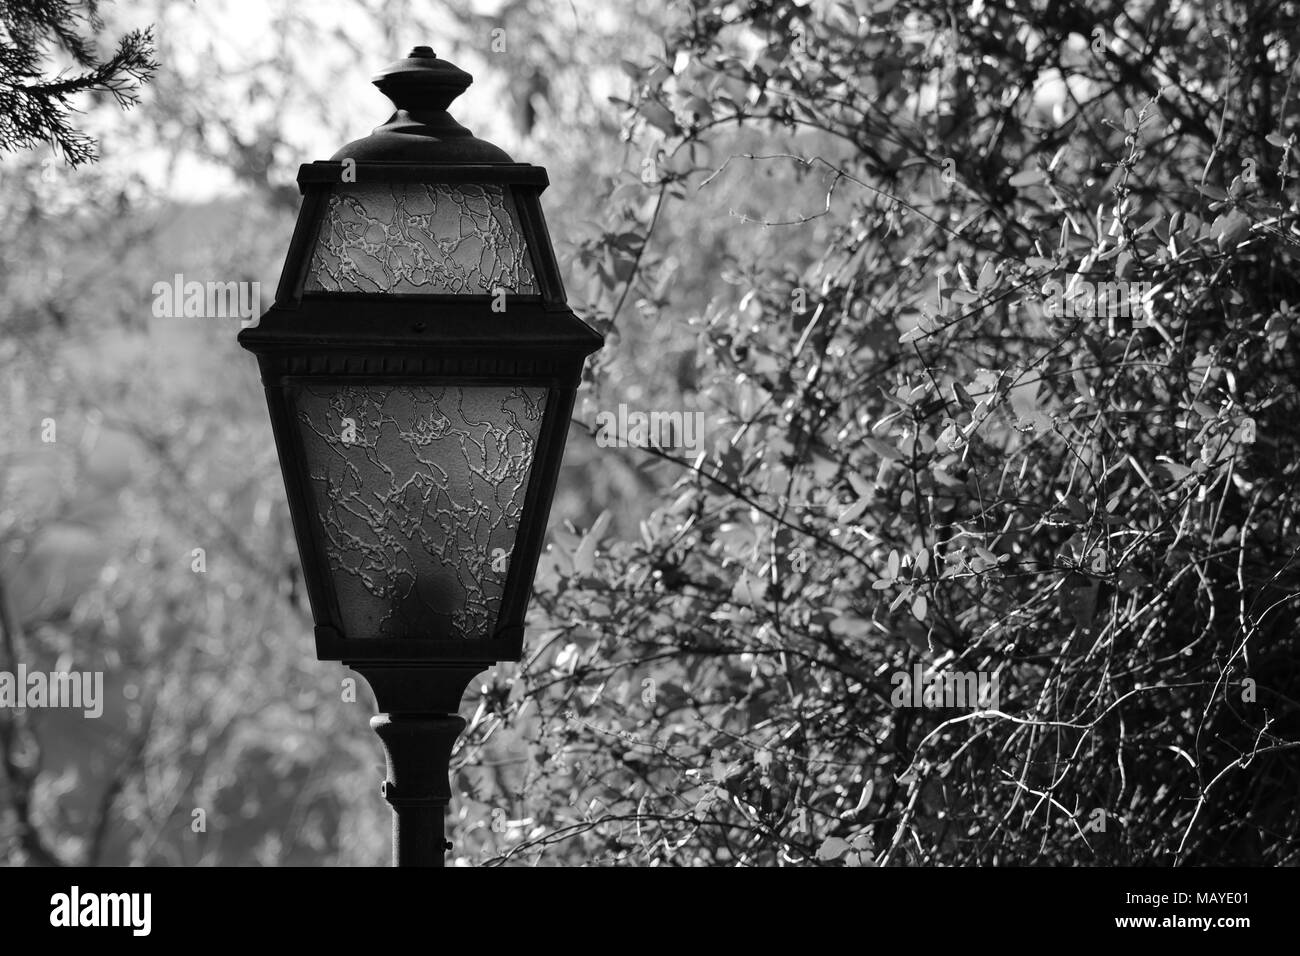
[0,0,1295,934]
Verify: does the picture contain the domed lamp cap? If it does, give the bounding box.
[372,45,473,113]
[327,45,515,164]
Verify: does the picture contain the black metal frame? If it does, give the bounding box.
[239,160,601,666]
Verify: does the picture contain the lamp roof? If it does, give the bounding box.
[329,46,516,165]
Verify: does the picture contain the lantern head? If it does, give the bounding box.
[238,47,602,668]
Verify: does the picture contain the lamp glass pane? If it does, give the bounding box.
[289,383,546,640]
[303,183,538,295]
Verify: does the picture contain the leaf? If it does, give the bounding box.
[1266,131,1291,148]
[572,510,611,575]
[554,642,580,672]
[1197,183,1228,201]
[912,594,929,621]
[865,436,903,460]
[1213,209,1250,249]
[1135,213,1162,236]
[845,846,876,867]
[640,100,677,134]
[915,548,931,575]
[852,780,875,814]
[1009,168,1046,188]
[976,260,995,291]
[1154,460,1193,483]
[817,837,851,862]
[1072,366,1092,400]
[887,549,900,578]
[839,497,871,524]
[847,472,873,498]
[1115,250,1132,280]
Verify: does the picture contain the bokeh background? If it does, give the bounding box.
[3,0,1299,866]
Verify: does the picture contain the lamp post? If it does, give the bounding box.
[238,46,602,866]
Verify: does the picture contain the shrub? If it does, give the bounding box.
[460,0,1300,865]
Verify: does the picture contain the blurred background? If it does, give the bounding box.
[0,0,693,866]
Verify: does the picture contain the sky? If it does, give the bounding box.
[87,0,547,201]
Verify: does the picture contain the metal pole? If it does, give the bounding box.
[371,713,464,866]
[353,664,486,867]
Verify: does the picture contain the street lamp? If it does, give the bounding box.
[238,45,602,866]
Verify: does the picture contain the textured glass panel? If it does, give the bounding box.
[304,184,537,295]
[291,384,546,640]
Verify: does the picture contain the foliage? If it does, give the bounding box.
[0,0,155,165]
[457,0,1300,865]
